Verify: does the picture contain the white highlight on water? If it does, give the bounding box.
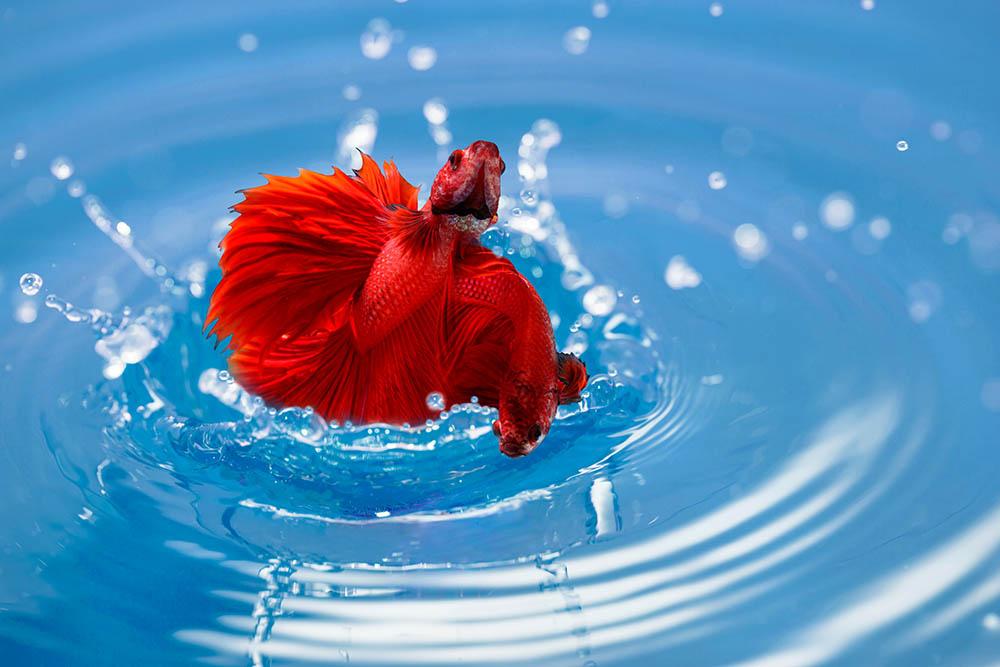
[709,2,724,17]
[563,26,591,55]
[592,1,609,18]
[408,46,437,71]
[792,223,809,241]
[896,139,909,152]
[50,156,74,180]
[664,256,702,290]
[13,142,27,161]
[907,281,942,324]
[422,98,448,125]
[19,272,43,296]
[820,192,855,231]
[589,477,619,538]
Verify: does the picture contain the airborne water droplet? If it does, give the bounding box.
[896,139,909,152]
[426,391,445,411]
[708,171,727,190]
[50,156,74,180]
[583,284,617,316]
[563,26,591,55]
[19,272,43,296]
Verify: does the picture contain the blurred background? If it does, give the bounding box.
[1,1,999,665]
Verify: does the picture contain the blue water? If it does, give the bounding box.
[3,1,1000,665]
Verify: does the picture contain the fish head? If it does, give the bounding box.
[492,380,558,458]
[430,140,504,233]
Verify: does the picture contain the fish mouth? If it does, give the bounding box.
[433,163,495,220]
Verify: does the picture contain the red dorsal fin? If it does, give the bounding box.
[354,151,420,209]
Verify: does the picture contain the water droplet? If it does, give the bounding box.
[602,193,629,218]
[592,1,609,18]
[708,171,727,190]
[930,120,952,141]
[425,391,445,411]
[19,272,43,296]
[422,98,448,125]
[238,33,258,52]
[792,223,809,240]
[563,26,591,55]
[664,164,674,174]
[50,156,74,181]
[360,19,393,60]
[860,0,875,9]
[342,84,361,101]
[218,369,232,382]
[983,612,1000,631]
[583,284,617,316]
[869,216,891,240]
[820,192,855,230]
[631,294,640,304]
[14,301,37,324]
[907,280,942,323]
[896,139,909,152]
[12,142,26,161]
[407,46,437,71]
[520,189,537,205]
[564,330,589,356]
[664,256,702,289]
[733,223,769,262]
[67,180,86,197]
[709,2,724,17]
[982,380,1000,413]
[701,374,724,385]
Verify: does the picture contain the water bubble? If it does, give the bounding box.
[592,0,609,18]
[360,19,393,60]
[14,301,37,324]
[603,193,629,218]
[564,330,589,356]
[583,284,618,316]
[896,139,909,152]
[337,108,379,169]
[520,189,537,206]
[869,216,892,240]
[907,280,942,323]
[12,142,26,161]
[407,46,438,71]
[709,2,724,17]
[631,294,640,304]
[982,380,1000,413]
[701,374,724,385]
[425,391,445,411]
[664,164,674,174]
[531,119,563,149]
[861,0,875,9]
[19,272,43,296]
[67,179,86,197]
[930,120,952,141]
[664,256,702,289]
[563,26,591,55]
[50,156,74,180]
[733,223,769,262]
[238,33,258,52]
[422,98,448,125]
[342,84,361,101]
[708,171,727,190]
[820,192,855,230]
[218,369,233,382]
[792,223,809,240]
[983,612,1000,631]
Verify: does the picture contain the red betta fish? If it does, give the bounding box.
[206,141,588,456]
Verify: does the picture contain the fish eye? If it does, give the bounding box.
[499,159,506,174]
[527,424,542,442]
[449,150,463,170]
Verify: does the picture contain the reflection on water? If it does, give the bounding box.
[1,2,1000,666]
